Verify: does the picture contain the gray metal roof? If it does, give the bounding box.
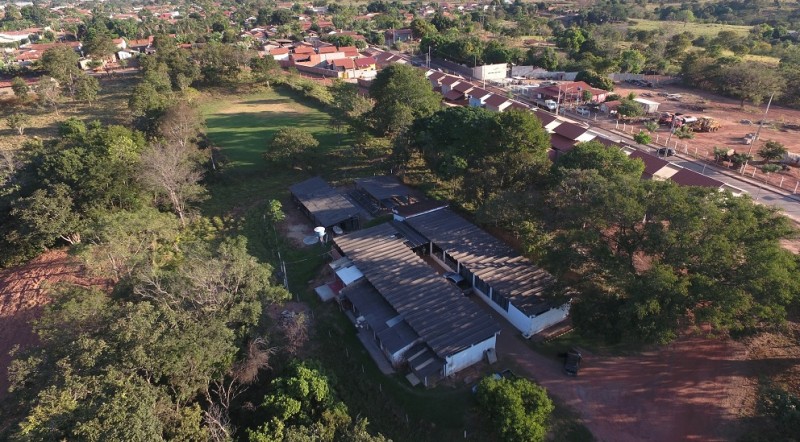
[405,209,555,316]
[355,176,414,202]
[343,280,419,355]
[334,223,500,358]
[289,177,360,228]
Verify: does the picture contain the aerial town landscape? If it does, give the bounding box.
[0,0,799,440]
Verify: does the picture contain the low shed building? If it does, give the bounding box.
[289,177,361,231]
[404,208,570,337]
[334,223,500,386]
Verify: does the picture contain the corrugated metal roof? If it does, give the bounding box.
[355,176,413,201]
[405,209,555,316]
[334,223,500,358]
[343,280,419,354]
[289,177,360,228]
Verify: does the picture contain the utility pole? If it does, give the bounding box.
[743,92,775,173]
[748,92,775,156]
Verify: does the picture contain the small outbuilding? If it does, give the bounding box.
[290,177,361,232]
[633,97,660,114]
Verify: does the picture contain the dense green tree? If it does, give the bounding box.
[619,49,646,74]
[758,140,788,163]
[553,140,645,181]
[368,64,441,135]
[475,377,554,442]
[722,62,786,107]
[6,112,31,135]
[264,127,319,166]
[574,70,614,91]
[617,98,645,117]
[547,169,800,343]
[633,131,651,145]
[11,76,29,100]
[410,17,437,39]
[74,73,100,106]
[9,184,82,250]
[40,46,81,95]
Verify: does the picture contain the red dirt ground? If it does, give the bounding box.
[0,250,110,399]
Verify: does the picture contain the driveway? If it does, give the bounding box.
[481,302,751,442]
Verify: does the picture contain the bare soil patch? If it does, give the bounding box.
[0,250,110,399]
[279,203,317,248]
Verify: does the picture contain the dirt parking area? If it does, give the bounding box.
[492,305,759,441]
[0,250,109,399]
[614,83,800,155]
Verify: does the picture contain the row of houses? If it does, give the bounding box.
[268,42,377,79]
[417,68,725,190]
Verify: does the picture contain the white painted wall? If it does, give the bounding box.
[528,303,571,335]
[444,334,497,376]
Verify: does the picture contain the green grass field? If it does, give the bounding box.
[629,19,752,38]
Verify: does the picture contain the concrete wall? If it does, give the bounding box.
[444,334,496,376]
[472,63,508,81]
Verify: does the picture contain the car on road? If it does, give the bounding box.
[576,106,591,116]
[443,272,472,295]
[658,147,675,157]
[564,349,582,376]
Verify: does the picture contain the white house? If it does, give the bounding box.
[467,87,492,107]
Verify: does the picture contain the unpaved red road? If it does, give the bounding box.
[0,250,109,398]
[488,306,751,441]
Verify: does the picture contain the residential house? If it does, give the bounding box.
[484,94,513,112]
[439,75,463,95]
[467,88,492,107]
[627,150,680,180]
[269,47,290,60]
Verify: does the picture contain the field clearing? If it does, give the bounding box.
[0,74,136,151]
[628,19,752,37]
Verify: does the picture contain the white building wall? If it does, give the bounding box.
[473,289,533,334]
[528,303,571,335]
[444,334,496,376]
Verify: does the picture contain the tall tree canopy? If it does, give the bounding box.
[367,64,441,135]
[545,155,800,343]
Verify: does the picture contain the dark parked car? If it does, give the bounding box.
[657,147,675,157]
[564,348,582,376]
[443,272,473,295]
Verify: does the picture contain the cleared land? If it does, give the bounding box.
[0,74,136,151]
[0,251,110,402]
[628,19,752,37]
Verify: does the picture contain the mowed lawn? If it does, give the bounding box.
[202,89,339,173]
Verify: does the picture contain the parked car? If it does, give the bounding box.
[443,272,472,295]
[576,106,591,116]
[564,348,582,376]
[657,147,675,157]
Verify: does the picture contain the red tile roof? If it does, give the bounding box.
[293,45,315,54]
[269,47,289,55]
[628,150,670,177]
[485,94,511,108]
[440,75,462,86]
[468,88,491,99]
[354,57,375,68]
[332,58,355,69]
[669,169,723,188]
[554,122,589,140]
[318,45,338,54]
[453,82,474,93]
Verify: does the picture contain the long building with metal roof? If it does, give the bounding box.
[403,208,570,337]
[334,222,500,385]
